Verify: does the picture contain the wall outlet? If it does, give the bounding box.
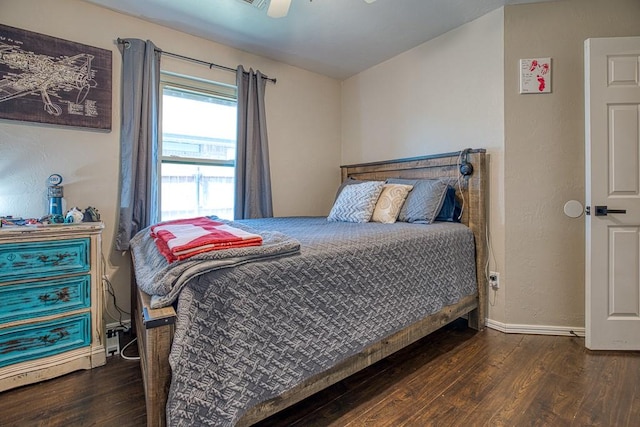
[105,328,120,357]
[104,321,131,357]
[489,271,500,289]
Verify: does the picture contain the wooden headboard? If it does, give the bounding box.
[340,149,488,328]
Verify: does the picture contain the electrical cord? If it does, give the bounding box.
[455,148,497,289]
[456,150,467,221]
[456,149,498,306]
[486,223,498,308]
[97,243,140,361]
[485,222,497,283]
[120,337,140,361]
[101,253,130,329]
[456,149,495,291]
[103,276,129,325]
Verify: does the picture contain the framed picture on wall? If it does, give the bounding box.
[519,57,552,94]
[0,24,112,130]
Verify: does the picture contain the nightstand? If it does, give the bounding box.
[0,223,106,391]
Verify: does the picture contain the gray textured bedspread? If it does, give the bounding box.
[132,217,477,426]
[130,220,301,309]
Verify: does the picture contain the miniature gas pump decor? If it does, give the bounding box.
[47,174,64,216]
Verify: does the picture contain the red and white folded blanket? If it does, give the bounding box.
[150,217,263,262]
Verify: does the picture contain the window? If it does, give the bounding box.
[160,73,237,221]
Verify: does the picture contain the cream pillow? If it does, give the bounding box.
[372,184,414,224]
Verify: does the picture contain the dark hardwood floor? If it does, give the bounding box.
[1,321,638,426]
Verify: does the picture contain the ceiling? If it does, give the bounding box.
[83,0,553,80]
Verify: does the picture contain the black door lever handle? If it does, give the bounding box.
[594,205,627,216]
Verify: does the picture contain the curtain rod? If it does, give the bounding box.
[116,38,276,84]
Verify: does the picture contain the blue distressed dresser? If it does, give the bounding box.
[0,223,106,391]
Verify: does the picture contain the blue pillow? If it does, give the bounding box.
[435,185,462,222]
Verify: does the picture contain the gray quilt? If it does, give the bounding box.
[131,217,477,426]
[130,221,301,309]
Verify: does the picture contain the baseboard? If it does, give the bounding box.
[486,319,585,337]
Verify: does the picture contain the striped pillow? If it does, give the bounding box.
[327,181,385,223]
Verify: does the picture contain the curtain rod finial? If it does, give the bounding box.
[116,38,130,48]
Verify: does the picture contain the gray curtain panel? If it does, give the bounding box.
[235,65,273,219]
[115,39,161,251]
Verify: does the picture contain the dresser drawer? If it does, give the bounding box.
[0,238,90,282]
[0,275,91,325]
[0,313,91,368]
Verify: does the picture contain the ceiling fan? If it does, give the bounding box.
[267,0,377,18]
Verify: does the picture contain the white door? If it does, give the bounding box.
[585,36,640,350]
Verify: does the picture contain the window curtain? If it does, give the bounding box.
[115,39,161,251]
[234,66,273,219]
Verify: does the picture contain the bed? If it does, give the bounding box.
[130,149,488,426]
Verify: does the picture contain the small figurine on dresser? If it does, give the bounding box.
[63,207,100,223]
[64,207,84,223]
[82,206,100,222]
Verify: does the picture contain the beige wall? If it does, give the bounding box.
[342,8,507,322]
[343,0,640,330]
[0,0,342,320]
[503,0,640,327]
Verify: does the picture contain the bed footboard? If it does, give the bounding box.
[133,283,175,427]
[237,293,478,426]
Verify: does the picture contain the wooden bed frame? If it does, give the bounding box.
[131,149,488,426]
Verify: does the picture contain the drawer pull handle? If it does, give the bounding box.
[1,328,70,354]
[40,328,70,345]
[38,287,71,304]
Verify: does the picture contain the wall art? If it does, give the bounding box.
[0,24,112,130]
[519,58,551,94]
